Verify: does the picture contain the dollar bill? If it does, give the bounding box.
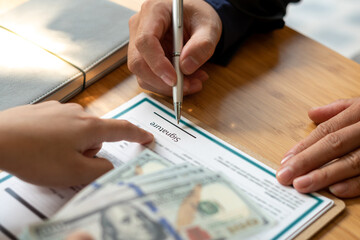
[59,148,175,213]
[56,165,208,219]
[22,202,172,240]
[23,172,273,240]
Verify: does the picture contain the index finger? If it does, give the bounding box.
[282,101,360,161]
[98,119,154,144]
[134,0,176,85]
[277,121,360,185]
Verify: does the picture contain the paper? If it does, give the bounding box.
[0,173,79,239]
[0,93,333,239]
[96,93,334,240]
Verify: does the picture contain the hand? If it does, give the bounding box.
[128,0,222,96]
[66,232,93,240]
[276,98,360,198]
[0,101,153,187]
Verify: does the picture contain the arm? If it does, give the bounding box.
[206,0,299,62]
[0,101,153,187]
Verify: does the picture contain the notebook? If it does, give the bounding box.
[0,0,134,110]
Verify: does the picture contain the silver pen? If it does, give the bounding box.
[172,0,183,124]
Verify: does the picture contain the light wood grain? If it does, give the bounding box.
[2,1,360,239]
[71,26,360,239]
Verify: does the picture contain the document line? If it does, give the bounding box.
[5,188,47,220]
[153,112,196,138]
[0,224,16,240]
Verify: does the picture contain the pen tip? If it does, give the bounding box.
[174,102,182,125]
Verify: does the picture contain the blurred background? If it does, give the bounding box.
[285,0,360,63]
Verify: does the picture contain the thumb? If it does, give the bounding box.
[180,29,218,75]
[180,27,220,75]
[76,155,114,185]
[308,98,356,124]
[180,0,222,75]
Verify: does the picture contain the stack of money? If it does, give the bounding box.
[21,149,274,240]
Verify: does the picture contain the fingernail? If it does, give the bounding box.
[142,132,154,144]
[284,148,296,158]
[147,133,154,141]
[329,183,348,195]
[310,106,321,111]
[277,166,294,183]
[181,56,199,74]
[161,74,175,86]
[281,154,294,164]
[294,175,312,190]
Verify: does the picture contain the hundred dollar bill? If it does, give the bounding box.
[56,165,208,219]
[23,173,273,240]
[22,202,172,240]
[60,148,174,210]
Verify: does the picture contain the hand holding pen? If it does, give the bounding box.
[127,0,222,96]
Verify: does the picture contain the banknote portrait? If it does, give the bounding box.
[100,204,167,240]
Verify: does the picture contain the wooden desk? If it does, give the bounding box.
[71,27,360,240]
[2,1,360,239]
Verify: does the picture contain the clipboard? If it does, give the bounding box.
[151,93,345,240]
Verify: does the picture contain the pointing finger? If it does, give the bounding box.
[98,119,154,144]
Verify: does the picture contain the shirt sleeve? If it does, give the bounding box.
[204,0,299,64]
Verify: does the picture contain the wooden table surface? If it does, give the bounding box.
[3,1,360,239]
[74,29,360,239]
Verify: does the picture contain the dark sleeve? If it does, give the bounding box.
[204,0,299,64]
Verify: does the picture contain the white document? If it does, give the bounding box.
[97,93,334,240]
[0,173,79,239]
[0,93,333,239]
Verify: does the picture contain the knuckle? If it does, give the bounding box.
[295,142,307,153]
[128,14,138,28]
[135,33,156,52]
[39,100,60,108]
[354,180,360,193]
[137,78,150,90]
[141,0,154,10]
[118,119,133,129]
[313,169,329,182]
[324,133,343,151]
[127,55,145,73]
[142,0,167,13]
[346,152,360,171]
[198,38,217,59]
[66,103,83,110]
[82,116,102,130]
[352,99,360,107]
[334,98,345,105]
[290,154,307,172]
[344,179,360,196]
[151,60,166,74]
[317,122,335,137]
[296,158,307,171]
[351,100,360,112]
[46,100,60,105]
